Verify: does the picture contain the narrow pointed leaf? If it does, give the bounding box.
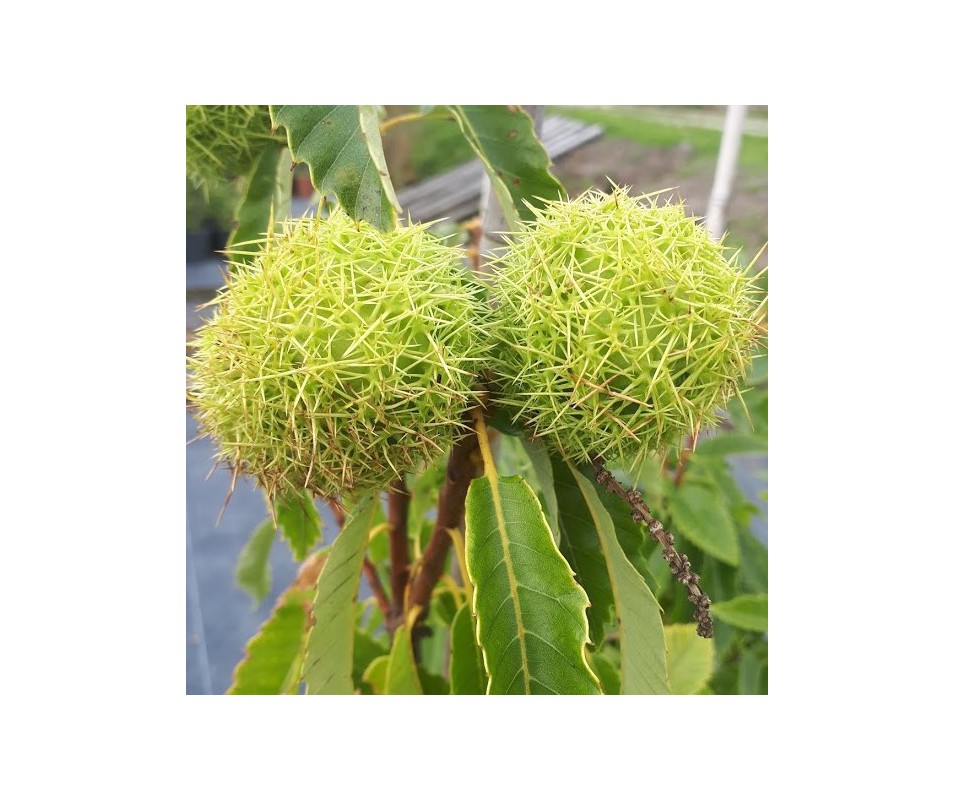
[361,655,389,695]
[303,496,376,694]
[519,437,560,545]
[738,529,768,594]
[710,593,768,632]
[227,586,309,695]
[274,488,323,562]
[384,624,423,695]
[235,519,276,606]
[271,105,399,230]
[551,458,613,647]
[466,473,600,695]
[227,143,293,262]
[446,105,564,230]
[450,605,487,695]
[665,623,715,694]
[668,482,739,566]
[568,463,670,695]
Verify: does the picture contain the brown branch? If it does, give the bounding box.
[406,425,483,631]
[387,478,411,633]
[362,559,391,618]
[592,456,714,638]
[326,496,346,529]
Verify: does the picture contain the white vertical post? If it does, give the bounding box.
[706,104,747,240]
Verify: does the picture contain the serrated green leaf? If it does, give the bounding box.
[668,483,739,566]
[271,105,399,230]
[519,437,560,545]
[665,623,715,694]
[450,605,487,695]
[274,488,323,562]
[568,463,670,695]
[711,593,768,632]
[384,624,423,695]
[466,470,600,695]
[551,458,614,647]
[235,519,276,606]
[227,587,309,695]
[694,432,767,459]
[303,496,376,694]
[446,105,564,230]
[227,144,293,263]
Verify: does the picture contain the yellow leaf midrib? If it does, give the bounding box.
[475,411,531,694]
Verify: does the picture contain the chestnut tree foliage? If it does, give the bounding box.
[186,105,768,695]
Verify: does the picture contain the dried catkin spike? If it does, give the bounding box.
[490,187,763,467]
[188,209,490,499]
[185,104,279,186]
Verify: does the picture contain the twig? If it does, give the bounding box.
[671,428,700,488]
[592,456,714,638]
[362,559,391,619]
[406,423,483,634]
[387,478,411,632]
[326,496,346,529]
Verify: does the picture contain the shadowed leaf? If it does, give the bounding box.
[446,105,564,230]
[235,519,276,606]
[227,144,293,263]
[274,488,323,562]
[551,458,613,647]
[384,623,423,695]
[450,605,487,694]
[271,105,399,230]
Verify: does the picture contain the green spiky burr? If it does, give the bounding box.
[186,105,279,185]
[490,187,764,467]
[188,209,490,499]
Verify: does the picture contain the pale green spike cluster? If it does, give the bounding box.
[186,105,278,186]
[188,209,490,498]
[490,187,763,467]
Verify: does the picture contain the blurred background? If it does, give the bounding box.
[186,105,768,694]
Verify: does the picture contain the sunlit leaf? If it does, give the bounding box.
[668,481,739,566]
[303,496,376,694]
[466,461,600,695]
[711,593,768,632]
[665,623,715,694]
[567,463,669,694]
[226,587,309,695]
